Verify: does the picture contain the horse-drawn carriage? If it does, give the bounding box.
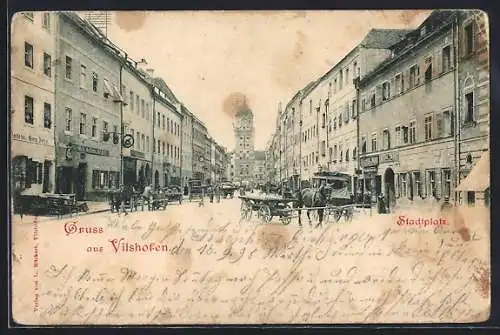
[239,194,297,225]
[310,171,355,223]
[238,171,356,226]
[220,182,237,198]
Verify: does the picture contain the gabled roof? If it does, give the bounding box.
[361,28,413,49]
[152,77,180,104]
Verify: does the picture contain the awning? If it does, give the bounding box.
[455,151,490,192]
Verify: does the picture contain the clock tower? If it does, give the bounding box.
[233,107,255,185]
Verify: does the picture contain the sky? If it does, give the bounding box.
[100,10,431,151]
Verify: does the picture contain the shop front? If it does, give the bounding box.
[11,133,55,198]
[359,155,379,204]
[56,143,120,201]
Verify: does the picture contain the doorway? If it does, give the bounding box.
[384,168,396,212]
[43,161,51,193]
[75,163,87,200]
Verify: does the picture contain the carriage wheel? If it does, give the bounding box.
[333,209,342,222]
[280,215,291,225]
[344,208,354,222]
[258,205,272,223]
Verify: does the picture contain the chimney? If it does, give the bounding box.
[146,68,154,77]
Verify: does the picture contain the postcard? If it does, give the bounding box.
[9,9,490,325]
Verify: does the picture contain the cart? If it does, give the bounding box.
[239,194,297,225]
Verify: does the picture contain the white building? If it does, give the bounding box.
[11,12,57,196]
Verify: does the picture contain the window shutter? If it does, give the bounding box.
[436,168,442,199]
[390,77,395,97]
[436,49,442,75]
[416,65,421,85]
[435,112,443,139]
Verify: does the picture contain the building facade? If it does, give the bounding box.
[456,10,490,206]
[180,105,194,187]
[358,11,458,208]
[11,12,57,197]
[121,62,154,189]
[55,12,123,201]
[253,151,267,185]
[192,117,208,183]
[233,108,255,184]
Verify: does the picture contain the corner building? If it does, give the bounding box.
[358,11,458,208]
[11,12,57,196]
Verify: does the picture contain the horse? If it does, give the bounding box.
[296,185,331,227]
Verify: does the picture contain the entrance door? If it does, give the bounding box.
[384,168,396,212]
[75,163,87,200]
[42,161,51,193]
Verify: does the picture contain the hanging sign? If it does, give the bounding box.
[122,134,134,148]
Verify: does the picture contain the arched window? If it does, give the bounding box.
[463,75,475,124]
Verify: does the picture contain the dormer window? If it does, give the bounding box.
[420,25,427,37]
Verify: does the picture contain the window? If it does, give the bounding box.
[441,110,453,137]
[43,53,51,77]
[361,99,366,113]
[352,99,357,118]
[141,134,145,151]
[346,149,350,162]
[42,12,50,30]
[65,107,72,131]
[24,12,34,21]
[91,117,97,137]
[321,141,326,156]
[467,191,475,206]
[361,137,367,154]
[80,64,87,89]
[338,112,342,128]
[334,78,337,93]
[353,61,358,77]
[414,171,423,198]
[322,113,326,128]
[371,133,377,152]
[424,57,432,83]
[382,82,391,101]
[146,103,150,120]
[395,74,401,94]
[162,115,166,129]
[136,131,140,149]
[65,56,72,79]
[79,113,87,135]
[370,91,376,108]
[43,103,51,128]
[400,173,407,197]
[162,142,165,155]
[136,95,140,115]
[442,46,451,72]
[442,169,451,200]
[339,70,343,90]
[409,121,416,144]
[129,91,134,111]
[382,129,390,150]
[103,121,109,136]
[464,23,474,56]
[345,68,349,85]
[427,170,437,198]
[394,126,401,146]
[353,147,357,160]
[424,115,432,141]
[465,92,474,123]
[141,99,145,118]
[146,136,150,152]
[409,65,419,88]
[24,42,33,68]
[24,96,34,124]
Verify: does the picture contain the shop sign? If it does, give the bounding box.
[360,155,379,168]
[65,144,109,157]
[363,166,378,174]
[131,150,145,159]
[12,133,50,145]
[379,151,399,164]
